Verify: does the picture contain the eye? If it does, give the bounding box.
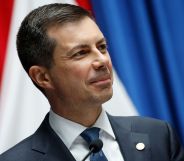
[98,44,108,53]
[73,50,89,58]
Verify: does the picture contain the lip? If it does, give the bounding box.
[89,74,112,86]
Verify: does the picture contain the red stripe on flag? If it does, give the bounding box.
[76,0,92,11]
[0,0,14,87]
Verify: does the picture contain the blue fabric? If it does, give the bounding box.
[81,127,108,161]
[90,0,184,144]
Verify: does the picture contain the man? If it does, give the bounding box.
[0,3,183,161]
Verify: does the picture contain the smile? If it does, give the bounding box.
[89,75,112,87]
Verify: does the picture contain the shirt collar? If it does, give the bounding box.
[93,109,115,139]
[49,108,115,149]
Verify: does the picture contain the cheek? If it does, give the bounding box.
[68,63,90,81]
[107,56,113,71]
[108,59,112,68]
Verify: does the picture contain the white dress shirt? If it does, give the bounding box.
[49,109,124,161]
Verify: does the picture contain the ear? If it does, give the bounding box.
[29,66,53,89]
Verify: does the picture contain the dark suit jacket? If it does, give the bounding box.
[0,114,184,161]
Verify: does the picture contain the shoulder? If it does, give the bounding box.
[109,115,184,160]
[109,115,168,127]
[109,114,165,123]
[108,115,174,135]
[0,135,34,161]
[0,131,47,161]
[108,115,182,151]
[0,113,56,161]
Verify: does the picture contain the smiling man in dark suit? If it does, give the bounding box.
[0,3,184,161]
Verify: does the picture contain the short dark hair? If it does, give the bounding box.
[16,3,93,73]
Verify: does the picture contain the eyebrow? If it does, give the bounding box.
[97,37,107,45]
[66,38,107,56]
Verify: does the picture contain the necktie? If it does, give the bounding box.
[81,127,108,161]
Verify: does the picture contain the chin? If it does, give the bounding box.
[104,92,113,102]
[97,89,113,104]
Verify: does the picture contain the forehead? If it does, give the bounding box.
[47,17,104,50]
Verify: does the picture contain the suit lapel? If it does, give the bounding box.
[108,115,151,161]
[31,114,76,161]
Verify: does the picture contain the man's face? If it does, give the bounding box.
[47,17,113,108]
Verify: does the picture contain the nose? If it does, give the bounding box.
[92,49,110,70]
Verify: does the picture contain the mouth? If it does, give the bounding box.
[89,74,112,87]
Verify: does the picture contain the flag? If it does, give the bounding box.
[0,0,137,153]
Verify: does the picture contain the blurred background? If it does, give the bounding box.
[0,0,184,153]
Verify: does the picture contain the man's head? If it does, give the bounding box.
[17,3,113,111]
[17,3,93,73]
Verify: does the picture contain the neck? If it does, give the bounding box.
[51,103,102,127]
